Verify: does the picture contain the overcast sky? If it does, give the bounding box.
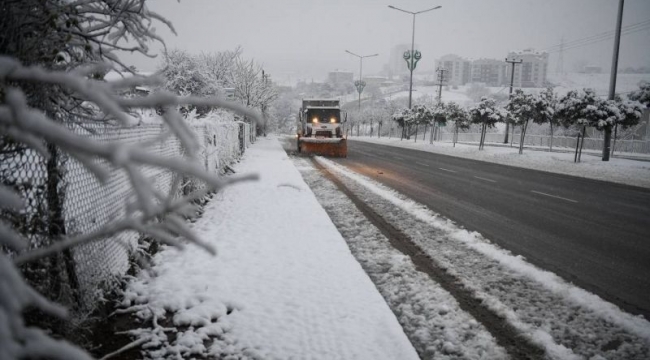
[124,0,650,84]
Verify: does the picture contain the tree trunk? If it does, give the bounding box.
[602,126,612,161]
[504,122,510,143]
[519,120,528,155]
[611,123,618,157]
[579,125,587,162]
[550,122,554,152]
[414,124,418,143]
[46,143,80,307]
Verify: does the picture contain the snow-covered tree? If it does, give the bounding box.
[160,49,222,116]
[228,56,277,110]
[1,0,170,71]
[1,56,262,360]
[0,1,267,357]
[228,56,278,135]
[469,97,507,150]
[557,89,643,160]
[534,88,559,151]
[556,89,607,130]
[427,102,446,142]
[392,105,435,142]
[506,90,536,154]
[628,81,650,108]
[444,102,470,147]
[1,0,174,122]
[199,48,241,89]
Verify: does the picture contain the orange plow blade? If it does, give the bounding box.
[298,138,347,158]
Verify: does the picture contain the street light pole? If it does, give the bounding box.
[604,0,624,161]
[345,50,378,111]
[388,5,441,109]
[505,58,522,144]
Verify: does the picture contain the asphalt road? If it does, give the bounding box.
[334,140,650,319]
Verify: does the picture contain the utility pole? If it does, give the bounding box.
[504,58,523,144]
[432,67,447,142]
[435,67,448,104]
[555,36,565,75]
[603,0,624,161]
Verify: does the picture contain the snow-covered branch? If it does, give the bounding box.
[1,56,261,360]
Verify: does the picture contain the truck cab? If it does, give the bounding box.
[298,99,345,138]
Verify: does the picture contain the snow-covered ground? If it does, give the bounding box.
[386,86,473,106]
[348,136,650,189]
[115,135,650,359]
[548,72,650,97]
[293,157,509,359]
[119,136,419,359]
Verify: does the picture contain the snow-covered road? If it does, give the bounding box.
[118,136,650,360]
[296,153,650,360]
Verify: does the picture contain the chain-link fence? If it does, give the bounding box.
[1,119,250,313]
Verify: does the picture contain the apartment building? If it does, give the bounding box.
[434,54,471,86]
[435,49,549,88]
[507,49,549,88]
[327,70,354,86]
[470,58,508,86]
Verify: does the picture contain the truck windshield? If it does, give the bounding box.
[307,109,340,124]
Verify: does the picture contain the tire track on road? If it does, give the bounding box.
[311,158,546,360]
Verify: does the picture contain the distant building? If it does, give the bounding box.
[582,65,602,74]
[507,49,549,88]
[328,70,354,86]
[433,49,548,88]
[389,44,411,79]
[362,76,388,87]
[471,58,508,86]
[435,54,471,86]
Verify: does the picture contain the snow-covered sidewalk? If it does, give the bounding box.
[349,136,650,189]
[120,136,419,359]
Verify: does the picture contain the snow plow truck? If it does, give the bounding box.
[296,99,347,157]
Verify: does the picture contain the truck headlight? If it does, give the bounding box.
[330,117,337,123]
[312,117,319,123]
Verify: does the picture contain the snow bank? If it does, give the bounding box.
[121,136,419,359]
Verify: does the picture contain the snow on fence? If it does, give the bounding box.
[439,132,650,154]
[2,118,250,312]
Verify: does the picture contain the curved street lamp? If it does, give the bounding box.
[345,50,379,110]
[388,5,441,109]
